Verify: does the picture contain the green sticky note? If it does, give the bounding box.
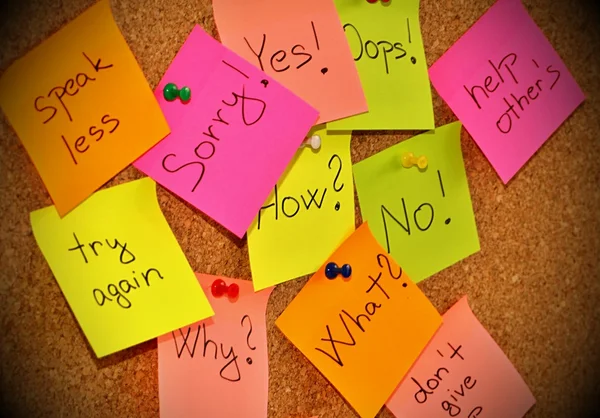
[353,122,479,282]
[328,0,434,130]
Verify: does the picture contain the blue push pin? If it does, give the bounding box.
[325,262,352,280]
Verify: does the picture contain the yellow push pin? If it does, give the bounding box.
[401,152,428,169]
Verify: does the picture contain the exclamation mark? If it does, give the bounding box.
[438,170,451,225]
[408,18,417,65]
[312,21,329,75]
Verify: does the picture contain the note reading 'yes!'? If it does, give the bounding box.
[0,0,169,216]
[276,223,442,418]
[134,26,318,238]
[159,275,273,418]
[30,178,213,358]
[429,0,584,183]
[247,127,355,291]
[387,296,536,418]
[353,122,480,283]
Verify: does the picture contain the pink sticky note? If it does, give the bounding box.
[386,296,535,418]
[429,0,584,184]
[134,26,318,237]
[158,274,274,418]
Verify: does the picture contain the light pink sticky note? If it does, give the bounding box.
[386,296,535,418]
[158,274,274,418]
[429,0,584,183]
[134,26,318,237]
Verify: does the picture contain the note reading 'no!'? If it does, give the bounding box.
[0,0,169,216]
[276,223,442,418]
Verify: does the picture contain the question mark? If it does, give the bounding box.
[328,154,344,211]
[241,314,255,365]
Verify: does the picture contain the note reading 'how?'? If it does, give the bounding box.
[387,296,536,418]
[353,122,479,283]
[213,0,367,125]
[159,274,273,418]
[0,0,169,216]
[276,223,442,418]
[134,26,318,238]
[327,0,434,130]
[30,178,213,358]
[248,127,355,291]
[429,0,584,183]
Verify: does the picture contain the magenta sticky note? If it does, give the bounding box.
[429,0,584,183]
[134,26,319,237]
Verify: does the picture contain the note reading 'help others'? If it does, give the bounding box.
[387,296,536,418]
[248,127,355,291]
[276,223,442,418]
[429,0,584,184]
[327,0,434,131]
[134,27,318,238]
[159,275,273,418]
[353,122,480,283]
[213,0,367,125]
[30,178,213,358]
[0,0,169,216]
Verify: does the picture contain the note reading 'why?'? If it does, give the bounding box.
[0,0,169,216]
[30,178,213,358]
[353,122,479,283]
[213,0,367,125]
[327,0,434,130]
[159,274,273,418]
[134,26,318,238]
[247,126,355,291]
[387,296,536,418]
[276,223,442,418]
[429,0,584,183]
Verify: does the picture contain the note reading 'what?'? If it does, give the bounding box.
[159,274,273,418]
[353,122,480,283]
[30,178,213,358]
[276,223,442,418]
[134,26,318,238]
[213,0,367,125]
[0,0,169,216]
[247,126,355,291]
[327,0,434,130]
[429,0,585,183]
[387,296,536,418]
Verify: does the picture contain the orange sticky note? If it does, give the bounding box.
[213,0,367,124]
[158,274,273,418]
[0,0,169,216]
[276,223,442,418]
[387,296,536,418]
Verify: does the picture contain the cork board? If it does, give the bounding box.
[1,0,599,417]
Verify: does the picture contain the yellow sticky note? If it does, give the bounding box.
[328,0,434,130]
[353,122,480,283]
[30,178,213,358]
[0,0,169,216]
[276,223,442,418]
[247,127,355,291]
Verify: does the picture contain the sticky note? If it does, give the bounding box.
[0,0,169,216]
[213,0,367,125]
[327,0,434,130]
[247,127,355,291]
[353,122,479,283]
[134,26,318,238]
[159,274,273,418]
[429,0,584,183]
[387,296,536,418]
[276,223,442,418]
[30,178,213,358]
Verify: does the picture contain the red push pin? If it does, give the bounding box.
[211,279,240,299]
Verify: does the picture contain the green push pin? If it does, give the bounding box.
[163,83,191,102]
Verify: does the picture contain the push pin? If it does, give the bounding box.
[163,82,192,102]
[211,279,240,299]
[325,262,352,279]
[401,152,428,169]
[367,0,391,3]
[301,134,321,151]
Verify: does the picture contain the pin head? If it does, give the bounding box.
[211,279,227,297]
[325,262,352,279]
[401,152,428,169]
